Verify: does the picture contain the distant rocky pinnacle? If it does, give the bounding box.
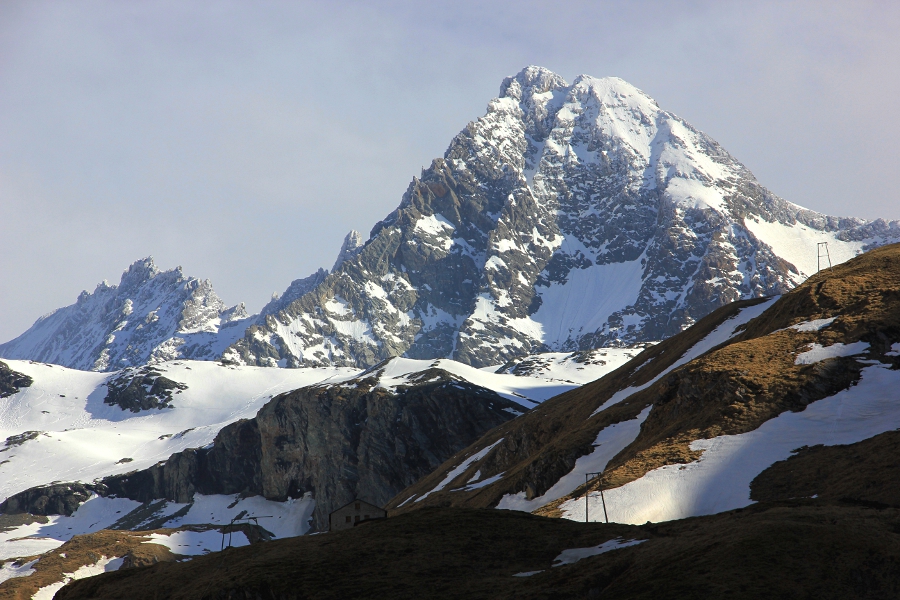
[0,257,253,371]
[332,230,365,272]
[222,66,900,369]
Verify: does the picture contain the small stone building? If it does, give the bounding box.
[329,499,386,531]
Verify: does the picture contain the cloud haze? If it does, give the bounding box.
[1,0,898,342]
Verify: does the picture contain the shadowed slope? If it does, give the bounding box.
[54,503,900,600]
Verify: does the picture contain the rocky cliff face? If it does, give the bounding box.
[224,66,900,370]
[259,268,329,319]
[0,258,254,371]
[101,365,523,529]
[104,366,188,412]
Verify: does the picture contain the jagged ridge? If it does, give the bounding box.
[224,66,900,370]
[0,258,253,371]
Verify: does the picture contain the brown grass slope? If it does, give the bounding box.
[389,297,770,513]
[389,242,900,515]
[0,523,265,600]
[751,429,900,507]
[54,502,900,600]
[0,529,175,600]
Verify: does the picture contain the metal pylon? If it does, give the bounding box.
[817,242,832,273]
[585,471,609,523]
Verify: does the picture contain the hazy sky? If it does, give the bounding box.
[2,0,898,342]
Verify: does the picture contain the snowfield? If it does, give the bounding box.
[744,217,870,282]
[0,360,359,504]
[0,349,636,563]
[0,354,631,507]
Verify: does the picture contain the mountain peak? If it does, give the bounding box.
[499,65,568,100]
[332,230,365,272]
[119,256,162,290]
[224,67,900,370]
[0,258,250,370]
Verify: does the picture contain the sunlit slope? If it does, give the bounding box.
[388,243,900,523]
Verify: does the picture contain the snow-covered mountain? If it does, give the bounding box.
[4,66,900,374]
[0,258,255,371]
[224,66,900,370]
[0,350,634,509]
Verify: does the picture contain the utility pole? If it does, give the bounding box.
[817,242,832,273]
[584,471,609,524]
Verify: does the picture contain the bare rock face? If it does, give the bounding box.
[102,368,523,529]
[0,360,32,398]
[224,66,900,370]
[332,230,365,272]
[104,366,188,412]
[0,482,101,516]
[259,268,329,318]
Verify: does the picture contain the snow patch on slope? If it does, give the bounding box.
[553,538,646,566]
[590,297,778,417]
[31,555,124,600]
[144,529,247,556]
[745,218,869,281]
[416,439,504,503]
[794,342,869,365]
[529,258,646,347]
[498,406,651,512]
[562,362,900,524]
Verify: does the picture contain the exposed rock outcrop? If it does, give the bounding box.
[101,368,524,529]
[259,268,329,318]
[0,360,32,397]
[104,366,188,412]
[332,230,365,272]
[0,482,102,516]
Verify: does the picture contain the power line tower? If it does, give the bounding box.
[584,471,609,523]
[817,242,832,274]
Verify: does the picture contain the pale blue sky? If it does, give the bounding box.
[1,0,898,341]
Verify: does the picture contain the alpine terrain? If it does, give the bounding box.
[388,242,900,525]
[45,242,900,600]
[0,258,254,371]
[3,67,899,373]
[1,66,900,599]
[222,66,900,370]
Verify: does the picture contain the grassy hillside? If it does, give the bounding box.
[55,502,900,600]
